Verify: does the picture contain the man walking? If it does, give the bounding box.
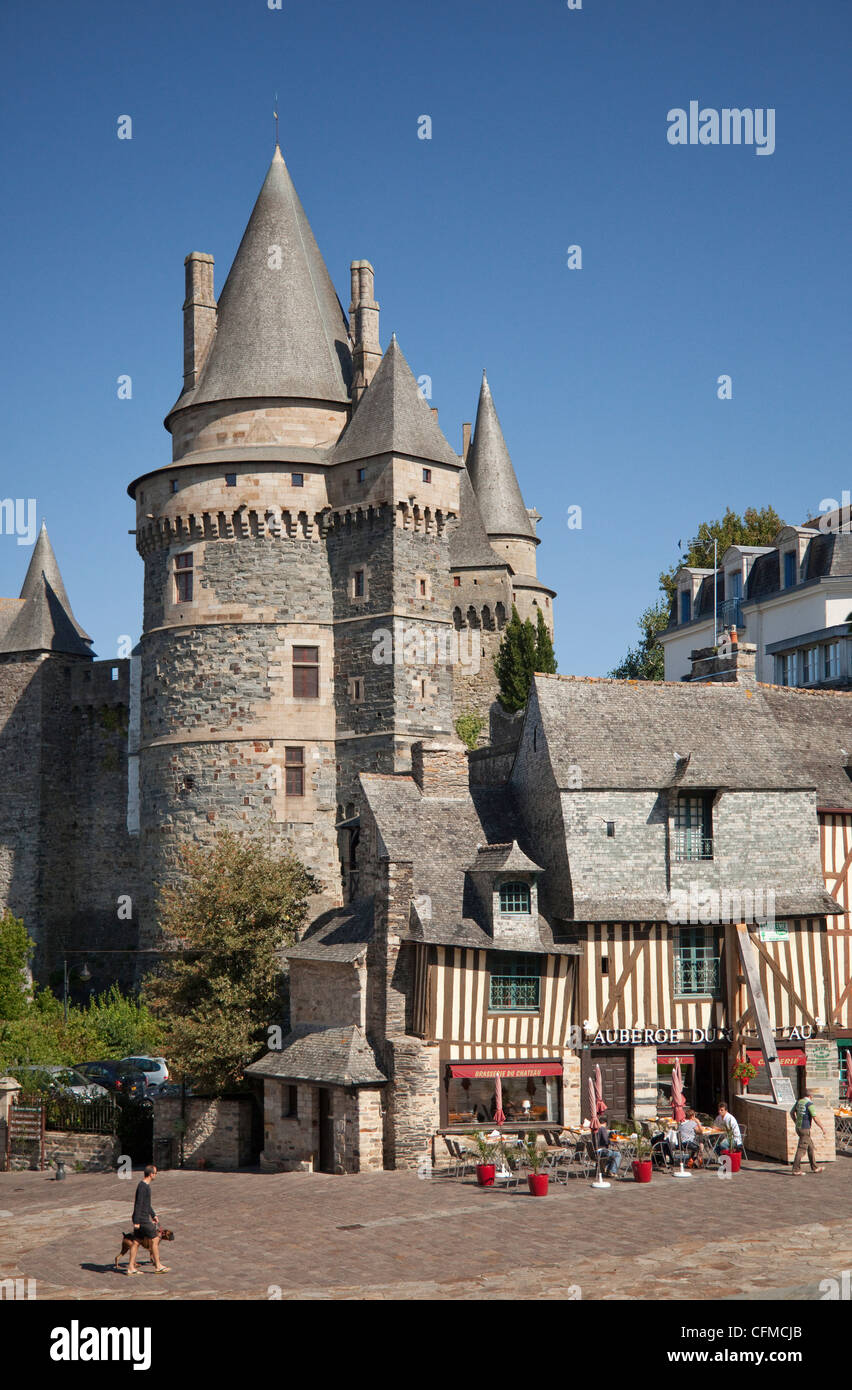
[791,1091,825,1176]
[126,1164,170,1274]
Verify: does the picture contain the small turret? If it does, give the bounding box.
[349,260,382,405]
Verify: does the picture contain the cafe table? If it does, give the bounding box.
[834,1111,852,1154]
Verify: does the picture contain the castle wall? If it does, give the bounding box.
[0,657,44,944]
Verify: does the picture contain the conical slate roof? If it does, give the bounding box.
[0,574,92,656]
[467,373,533,538]
[449,468,507,570]
[17,523,91,643]
[178,147,352,410]
[331,336,460,467]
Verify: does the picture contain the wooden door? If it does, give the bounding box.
[587,1051,631,1123]
[318,1088,334,1173]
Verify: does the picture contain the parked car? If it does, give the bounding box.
[119,1055,169,1087]
[9,1065,110,1100]
[73,1061,149,1101]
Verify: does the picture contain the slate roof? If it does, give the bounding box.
[532,675,810,791]
[331,336,461,467]
[758,685,852,810]
[19,523,91,642]
[568,891,841,923]
[0,526,92,657]
[245,1024,387,1087]
[286,900,373,962]
[468,841,544,874]
[170,147,352,415]
[466,373,534,539]
[449,467,507,571]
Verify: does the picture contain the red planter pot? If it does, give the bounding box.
[476,1164,496,1187]
[631,1159,653,1183]
[727,1149,742,1173]
[527,1173,550,1197]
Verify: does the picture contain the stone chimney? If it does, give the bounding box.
[411,739,469,797]
[349,260,382,404]
[183,253,217,391]
[462,422,472,461]
[688,635,758,685]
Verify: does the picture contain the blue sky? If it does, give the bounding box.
[2,0,850,673]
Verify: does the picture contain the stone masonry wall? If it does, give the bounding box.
[153,1095,256,1169]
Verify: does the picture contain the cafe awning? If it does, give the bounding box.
[449,1062,563,1079]
[746,1049,807,1067]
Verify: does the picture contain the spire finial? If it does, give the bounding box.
[273,95,279,152]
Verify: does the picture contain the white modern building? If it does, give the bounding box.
[660,512,852,687]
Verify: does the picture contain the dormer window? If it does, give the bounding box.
[498,881,532,915]
[728,570,742,600]
[783,551,797,588]
[680,590,692,624]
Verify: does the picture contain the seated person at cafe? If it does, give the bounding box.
[594,1119,621,1177]
[715,1101,742,1152]
[677,1109,705,1163]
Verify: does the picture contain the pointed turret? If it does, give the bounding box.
[17,523,91,644]
[170,146,352,415]
[467,372,534,541]
[331,336,459,466]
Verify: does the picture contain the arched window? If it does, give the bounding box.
[499,881,531,915]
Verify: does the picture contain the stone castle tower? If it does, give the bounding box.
[0,142,555,977]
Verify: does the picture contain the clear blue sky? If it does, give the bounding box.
[2,0,850,674]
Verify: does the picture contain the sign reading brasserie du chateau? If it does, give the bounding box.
[586,1025,815,1046]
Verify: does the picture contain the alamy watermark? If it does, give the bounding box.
[667,103,775,156]
[0,499,37,546]
[372,625,481,674]
[667,883,775,927]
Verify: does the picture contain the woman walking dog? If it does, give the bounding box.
[124,1165,170,1275]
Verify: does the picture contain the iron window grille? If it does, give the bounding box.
[674,793,713,861]
[673,929,721,996]
[488,952,541,1012]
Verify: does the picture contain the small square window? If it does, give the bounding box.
[357,468,366,484]
[225,473,237,487]
[174,552,193,603]
[422,468,432,483]
[292,473,304,487]
[453,575,461,587]
[293,647,319,699]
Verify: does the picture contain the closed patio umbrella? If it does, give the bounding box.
[494,1073,506,1126]
[588,1076,601,1132]
[594,1063,608,1115]
[671,1059,686,1123]
[846,1050,852,1101]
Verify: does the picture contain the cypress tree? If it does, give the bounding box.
[534,607,557,674]
[494,605,538,712]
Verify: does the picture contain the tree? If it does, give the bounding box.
[454,711,485,750]
[534,607,558,675]
[608,600,669,680]
[0,910,34,1020]
[659,505,784,603]
[494,605,538,712]
[142,833,319,1093]
[610,505,785,681]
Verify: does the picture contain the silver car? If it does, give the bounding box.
[11,1065,110,1100]
[119,1055,170,1087]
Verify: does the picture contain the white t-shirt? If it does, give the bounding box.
[717,1113,741,1144]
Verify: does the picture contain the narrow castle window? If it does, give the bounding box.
[357,467,366,484]
[292,646,319,699]
[349,676,364,703]
[353,569,365,598]
[225,473,237,487]
[422,468,432,483]
[170,478,179,494]
[453,575,461,587]
[419,578,427,597]
[292,473,304,487]
[285,747,305,796]
[174,552,193,602]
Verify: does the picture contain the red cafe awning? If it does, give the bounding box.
[658,1055,696,1065]
[747,1049,807,1068]
[449,1062,563,1079]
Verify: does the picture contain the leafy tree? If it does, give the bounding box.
[494,606,538,712]
[0,910,34,1020]
[611,505,785,681]
[608,601,669,680]
[534,607,558,675]
[659,505,784,603]
[142,832,319,1093]
[0,985,162,1070]
[454,711,485,750]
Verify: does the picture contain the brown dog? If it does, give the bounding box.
[115,1228,175,1269]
